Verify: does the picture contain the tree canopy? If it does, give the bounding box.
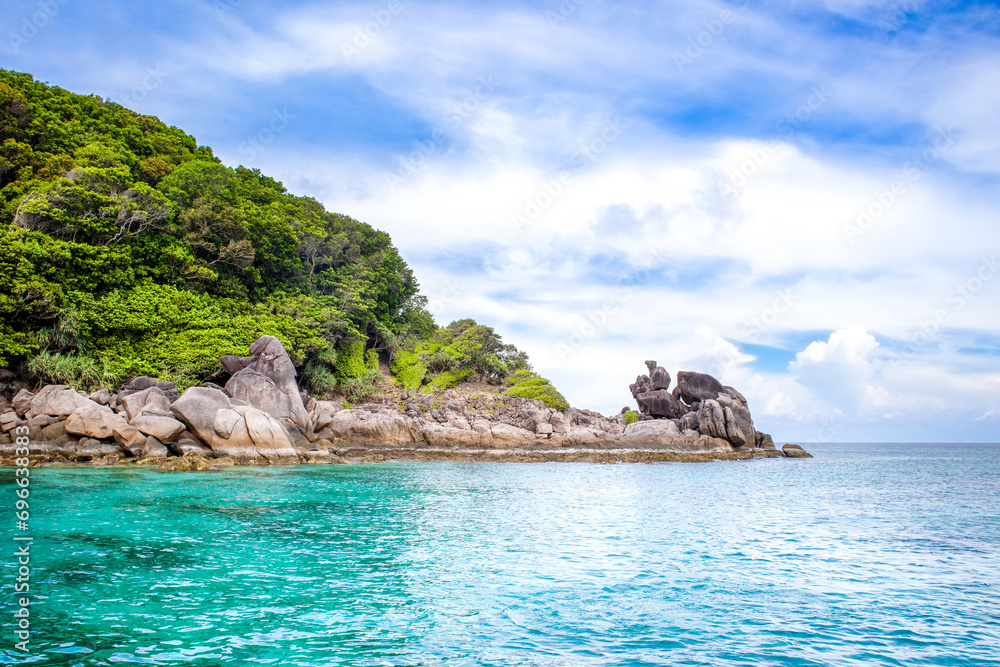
[0,70,566,407]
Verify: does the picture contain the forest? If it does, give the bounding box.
[0,70,566,409]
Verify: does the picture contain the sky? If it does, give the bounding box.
[3,0,999,442]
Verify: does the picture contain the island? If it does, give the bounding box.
[0,336,810,469]
[0,71,809,467]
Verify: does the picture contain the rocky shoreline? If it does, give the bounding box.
[0,337,811,471]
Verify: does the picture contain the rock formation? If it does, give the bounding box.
[0,342,809,468]
[627,361,769,451]
[224,335,314,441]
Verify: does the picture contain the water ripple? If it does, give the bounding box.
[1,443,999,665]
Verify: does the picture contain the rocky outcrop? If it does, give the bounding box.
[676,371,725,404]
[0,343,808,467]
[65,407,128,440]
[635,389,685,419]
[29,385,104,418]
[782,443,812,458]
[621,361,777,452]
[170,386,297,462]
[224,335,314,441]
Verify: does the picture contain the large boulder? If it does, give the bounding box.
[209,405,298,461]
[755,431,776,450]
[168,432,214,457]
[782,443,812,458]
[0,411,20,432]
[113,423,146,457]
[645,360,671,391]
[629,374,651,399]
[219,355,254,375]
[635,389,685,419]
[40,421,73,444]
[224,336,314,440]
[619,420,733,453]
[119,387,172,421]
[170,386,233,446]
[171,386,296,462]
[308,399,342,432]
[676,371,725,405]
[141,436,170,459]
[65,408,129,440]
[130,414,186,442]
[123,376,157,392]
[29,385,105,418]
[696,399,747,446]
[716,393,756,448]
[12,389,34,417]
[328,409,420,446]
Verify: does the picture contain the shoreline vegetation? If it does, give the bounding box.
[0,70,809,467]
[0,335,810,470]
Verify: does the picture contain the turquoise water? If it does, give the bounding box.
[2,443,999,666]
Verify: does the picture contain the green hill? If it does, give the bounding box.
[0,70,567,410]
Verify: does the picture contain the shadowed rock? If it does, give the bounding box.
[645,360,671,391]
[635,389,685,419]
[676,371,725,405]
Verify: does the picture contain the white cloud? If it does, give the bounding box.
[15,0,1000,440]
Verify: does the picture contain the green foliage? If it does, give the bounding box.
[424,369,472,391]
[504,371,570,411]
[0,70,421,386]
[334,338,369,381]
[0,70,552,402]
[623,410,638,425]
[27,351,119,392]
[340,367,382,403]
[301,361,338,399]
[390,349,426,390]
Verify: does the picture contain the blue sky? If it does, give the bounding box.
[3,0,999,441]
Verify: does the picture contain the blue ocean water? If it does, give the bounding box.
[2,443,999,666]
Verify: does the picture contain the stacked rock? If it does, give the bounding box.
[628,361,779,451]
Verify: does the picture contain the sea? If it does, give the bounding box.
[2,443,999,666]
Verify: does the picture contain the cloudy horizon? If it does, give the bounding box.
[4,0,998,442]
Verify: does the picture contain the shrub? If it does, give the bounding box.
[334,338,369,381]
[27,351,119,392]
[503,371,569,411]
[302,361,337,399]
[390,349,427,390]
[340,367,382,403]
[423,369,471,391]
[623,410,638,425]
